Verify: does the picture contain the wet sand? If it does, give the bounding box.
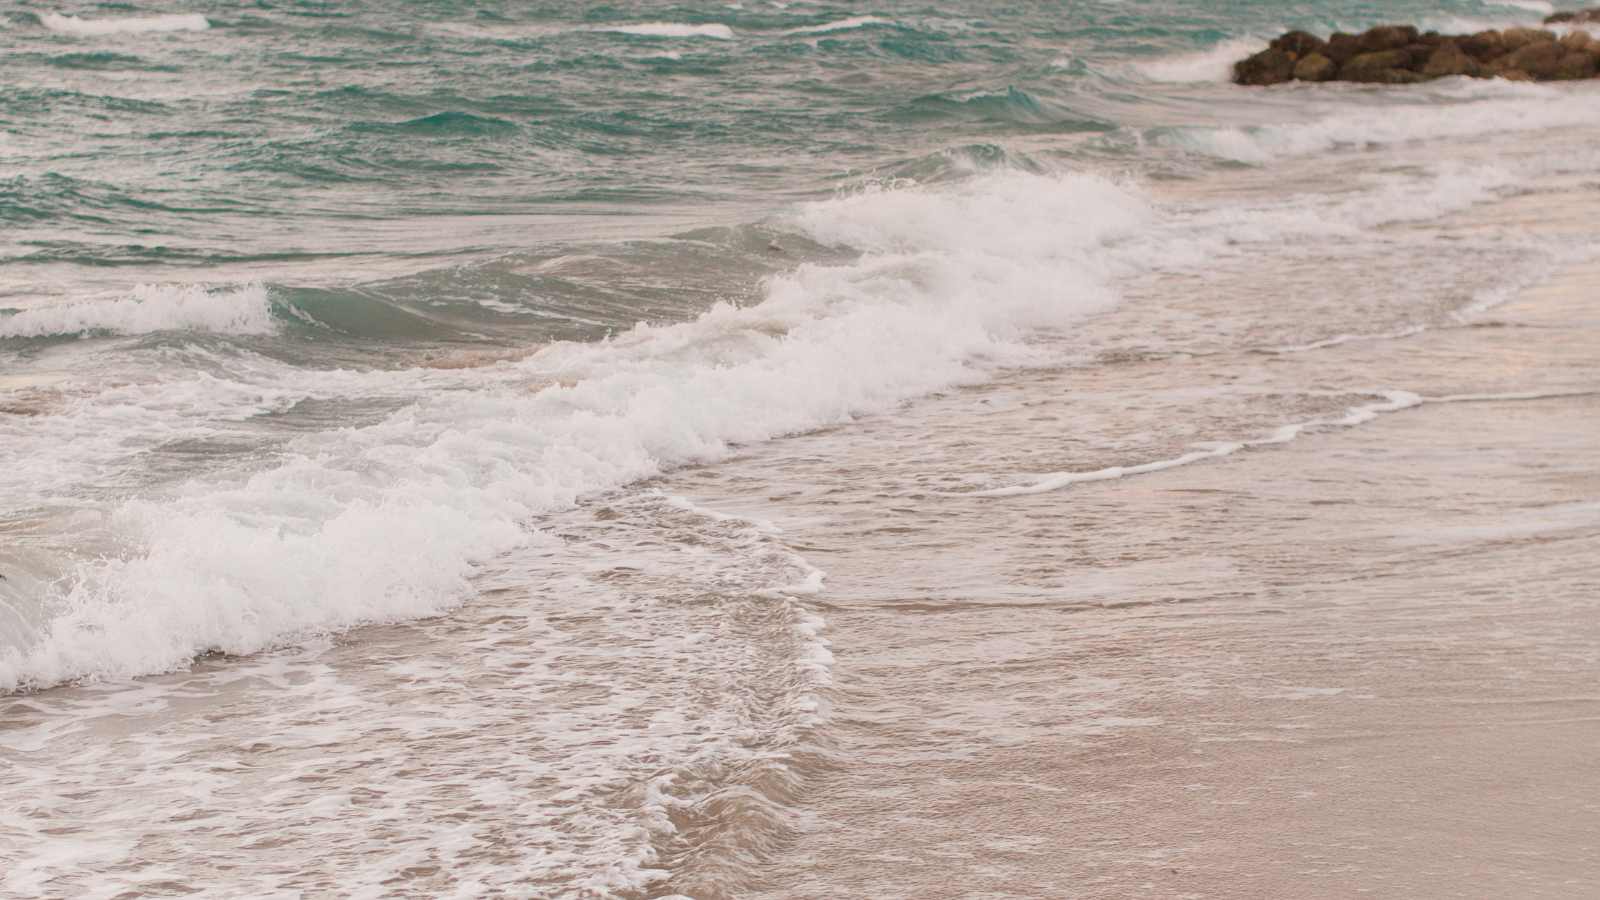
[660,196,1600,898]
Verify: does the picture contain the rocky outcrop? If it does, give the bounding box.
[1233,23,1600,85]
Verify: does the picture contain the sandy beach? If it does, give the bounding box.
[4,5,1599,895]
[653,189,1600,898]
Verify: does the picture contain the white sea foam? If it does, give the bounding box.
[0,171,1149,691]
[0,488,835,896]
[0,283,275,339]
[594,23,735,39]
[787,16,893,36]
[40,12,209,36]
[1178,84,1600,164]
[970,391,1423,497]
[1135,36,1270,83]
[969,384,1600,500]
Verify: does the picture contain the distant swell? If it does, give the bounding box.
[40,12,210,36]
[0,284,274,339]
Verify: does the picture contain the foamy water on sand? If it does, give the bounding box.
[3,1,1599,896]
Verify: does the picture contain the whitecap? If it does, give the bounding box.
[592,23,735,39]
[0,284,274,340]
[1135,36,1271,83]
[787,16,893,36]
[40,12,210,36]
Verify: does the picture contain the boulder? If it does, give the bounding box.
[1357,25,1420,53]
[1325,32,1363,64]
[1271,30,1326,58]
[1292,52,1338,82]
[1461,30,1506,60]
[1501,27,1557,52]
[1504,39,1568,78]
[1422,41,1483,78]
[1234,47,1295,85]
[1554,49,1600,79]
[1400,42,1436,67]
[1340,49,1417,82]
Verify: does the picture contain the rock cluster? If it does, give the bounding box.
[1234,23,1600,86]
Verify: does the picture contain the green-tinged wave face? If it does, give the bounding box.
[2,0,1549,288]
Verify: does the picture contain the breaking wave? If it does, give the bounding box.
[0,171,1148,691]
[0,284,275,340]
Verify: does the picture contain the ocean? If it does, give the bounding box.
[3,1,1599,897]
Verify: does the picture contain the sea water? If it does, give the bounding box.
[2,2,1598,897]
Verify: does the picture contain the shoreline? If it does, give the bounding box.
[659,188,1600,897]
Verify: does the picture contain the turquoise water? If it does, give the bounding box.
[1,1,1545,283]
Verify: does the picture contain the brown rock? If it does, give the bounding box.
[1339,49,1416,82]
[1272,30,1326,58]
[1292,52,1338,82]
[1232,23,1600,89]
[1461,30,1506,60]
[1234,47,1295,85]
[1400,42,1436,67]
[1325,32,1363,64]
[1501,27,1557,52]
[1554,49,1600,79]
[1504,39,1567,78]
[1422,41,1484,78]
[1357,25,1420,53]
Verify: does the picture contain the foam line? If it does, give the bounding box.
[970,391,1423,497]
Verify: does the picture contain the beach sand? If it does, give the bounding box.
[654,189,1600,898]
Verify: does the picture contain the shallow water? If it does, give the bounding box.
[3,1,1600,897]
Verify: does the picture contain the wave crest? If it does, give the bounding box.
[0,171,1148,691]
[40,12,210,36]
[0,284,275,340]
[592,23,734,40]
